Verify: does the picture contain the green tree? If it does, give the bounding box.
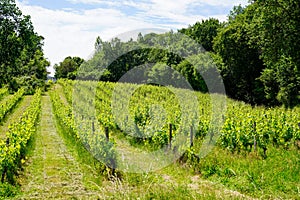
[79,31,212,92]
[54,56,84,79]
[213,5,265,105]
[250,0,300,107]
[179,18,223,52]
[0,0,49,90]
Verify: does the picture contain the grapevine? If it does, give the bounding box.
[61,79,300,159]
[0,88,25,123]
[0,89,41,183]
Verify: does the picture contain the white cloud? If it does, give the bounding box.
[68,0,248,8]
[67,0,118,5]
[16,1,157,75]
[16,0,248,76]
[196,0,248,7]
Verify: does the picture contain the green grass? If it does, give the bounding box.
[54,110,106,190]
[16,95,102,199]
[191,146,300,199]
[91,162,253,200]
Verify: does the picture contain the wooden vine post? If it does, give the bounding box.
[190,125,194,147]
[169,123,172,150]
[92,121,95,133]
[253,121,257,152]
[105,127,109,142]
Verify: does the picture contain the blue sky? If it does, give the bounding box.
[17,0,248,75]
[22,0,234,16]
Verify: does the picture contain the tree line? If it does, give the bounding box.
[0,0,50,94]
[56,1,300,108]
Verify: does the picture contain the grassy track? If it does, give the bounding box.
[17,94,100,199]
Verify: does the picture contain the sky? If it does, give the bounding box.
[16,0,248,76]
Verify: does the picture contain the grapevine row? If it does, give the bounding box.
[60,80,300,158]
[50,88,117,173]
[0,88,25,123]
[69,80,203,150]
[0,89,41,183]
[0,87,8,101]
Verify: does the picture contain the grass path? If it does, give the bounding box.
[17,94,100,199]
[0,96,32,140]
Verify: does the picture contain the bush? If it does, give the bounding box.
[9,76,45,95]
[0,183,18,198]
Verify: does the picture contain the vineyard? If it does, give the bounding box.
[0,80,299,199]
[59,79,300,159]
[1,0,300,198]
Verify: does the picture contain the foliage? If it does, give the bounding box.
[77,31,221,94]
[75,7,300,107]
[213,5,265,105]
[0,89,41,184]
[211,2,300,107]
[9,75,46,95]
[179,18,223,52]
[249,0,300,107]
[0,87,8,101]
[0,182,18,198]
[0,0,49,91]
[54,56,84,80]
[0,88,25,123]
[61,80,300,159]
[50,85,117,175]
